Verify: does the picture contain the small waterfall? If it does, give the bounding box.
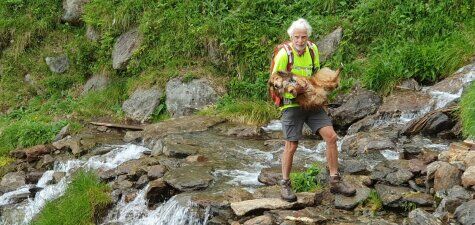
[104,188,210,225]
[0,144,148,225]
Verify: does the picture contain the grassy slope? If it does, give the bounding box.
[0,0,474,156]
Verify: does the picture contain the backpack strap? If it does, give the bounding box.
[307,41,316,74]
[282,43,293,72]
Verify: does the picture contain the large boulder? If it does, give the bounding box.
[45,55,69,74]
[81,74,109,95]
[0,172,26,193]
[230,193,315,216]
[378,89,433,117]
[61,0,90,24]
[10,144,53,162]
[122,88,162,123]
[163,165,214,191]
[165,78,218,117]
[461,166,475,189]
[316,27,343,63]
[434,185,472,217]
[145,178,176,206]
[454,200,475,225]
[112,28,142,70]
[406,208,442,225]
[375,184,412,208]
[330,87,382,128]
[426,161,462,193]
[340,130,397,157]
[334,175,371,210]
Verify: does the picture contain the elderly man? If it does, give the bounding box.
[272,18,356,202]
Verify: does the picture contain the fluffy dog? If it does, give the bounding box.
[268,67,341,109]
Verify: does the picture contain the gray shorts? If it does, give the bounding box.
[281,107,332,141]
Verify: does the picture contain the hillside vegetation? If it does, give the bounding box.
[0,0,474,155]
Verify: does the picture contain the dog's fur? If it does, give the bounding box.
[268,67,340,109]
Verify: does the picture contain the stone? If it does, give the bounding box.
[81,74,109,95]
[36,154,55,170]
[375,184,412,207]
[406,208,442,225]
[52,136,81,155]
[435,185,472,215]
[147,165,167,180]
[163,165,214,191]
[0,172,26,193]
[122,88,162,123]
[163,143,199,158]
[54,124,70,142]
[243,215,273,225]
[26,171,44,184]
[421,112,454,136]
[396,78,422,91]
[61,0,90,24]
[330,87,382,128]
[433,162,462,192]
[225,125,263,138]
[145,178,175,206]
[10,144,53,162]
[117,159,148,180]
[252,185,281,199]
[334,186,371,210]
[224,188,253,203]
[231,193,315,217]
[112,28,142,70]
[341,131,396,157]
[386,169,413,185]
[186,155,207,163]
[454,200,475,225]
[378,90,432,116]
[52,171,66,184]
[316,27,343,63]
[165,78,218,117]
[86,25,100,41]
[124,191,137,203]
[461,166,475,188]
[135,174,149,189]
[45,55,69,73]
[401,192,434,207]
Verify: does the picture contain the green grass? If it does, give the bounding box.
[32,170,111,225]
[364,189,383,214]
[290,163,322,193]
[461,83,475,139]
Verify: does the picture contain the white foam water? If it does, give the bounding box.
[261,120,282,132]
[380,150,400,160]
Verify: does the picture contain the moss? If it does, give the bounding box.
[461,82,475,138]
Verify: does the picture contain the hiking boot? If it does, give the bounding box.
[329,174,356,197]
[279,179,297,202]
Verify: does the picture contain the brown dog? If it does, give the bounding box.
[268,67,341,109]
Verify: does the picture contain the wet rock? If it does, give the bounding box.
[252,185,281,199]
[114,176,133,190]
[10,144,53,162]
[375,184,412,207]
[341,131,397,157]
[163,165,214,191]
[122,88,162,123]
[434,185,472,216]
[147,165,167,180]
[86,25,100,41]
[165,78,218,117]
[224,188,253,203]
[124,191,137,203]
[36,154,55,170]
[81,74,109,95]
[0,172,26,193]
[243,215,273,225]
[112,28,142,70]
[316,27,343,63]
[145,178,175,206]
[346,114,379,134]
[116,159,149,180]
[421,112,454,136]
[163,143,199,158]
[157,157,182,170]
[225,125,264,139]
[378,90,432,116]
[461,166,475,189]
[52,136,81,155]
[370,160,414,184]
[258,166,305,186]
[98,168,118,181]
[45,55,69,74]
[454,199,475,225]
[231,193,315,217]
[52,171,66,184]
[408,180,425,192]
[135,174,149,189]
[54,124,70,142]
[330,87,382,128]
[61,0,90,24]
[123,131,143,143]
[26,171,44,184]
[406,208,442,225]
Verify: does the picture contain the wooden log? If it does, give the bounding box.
[89,121,143,130]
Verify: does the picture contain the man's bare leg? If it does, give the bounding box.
[318,126,356,196]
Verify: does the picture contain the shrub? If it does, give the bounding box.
[290,163,321,192]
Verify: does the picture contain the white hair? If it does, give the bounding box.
[287,18,312,37]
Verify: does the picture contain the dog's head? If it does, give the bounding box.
[269,71,295,95]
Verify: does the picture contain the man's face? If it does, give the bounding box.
[291,28,308,51]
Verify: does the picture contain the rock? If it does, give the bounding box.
[316,27,343,63]
[165,78,218,117]
[243,215,273,225]
[330,87,382,128]
[81,74,109,95]
[341,131,397,157]
[10,144,53,162]
[112,28,142,70]
[461,166,475,188]
[421,112,454,136]
[86,25,100,41]
[45,55,69,73]
[258,166,305,186]
[396,78,422,91]
[147,165,167,180]
[378,90,432,117]
[52,136,82,155]
[124,191,137,203]
[123,131,143,143]
[231,193,315,217]
[401,192,434,207]
[135,174,149,189]
[252,185,281,199]
[145,178,175,206]
[375,184,412,207]
[116,159,149,180]
[26,171,44,184]
[54,124,70,142]
[406,208,442,225]
[225,125,263,138]
[122,88,162,123]
[433,162,462,192]
[224,188,253,203]
[61,0,90,24]
[52,171,66,184]
[97,168,118,181]
[341,160,369,175]
[186,155,207,163]
[36,154,55,170]
[0,172,26,193]
[454,200,475,225]
[163,143,199,158]
[434,185,472,215]
[386,169,413,186]
[163,165,214,191]
[334,186,371,210]
[264,207,328,225]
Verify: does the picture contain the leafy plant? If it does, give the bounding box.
[290,163,321,192]
[363,189,383,214]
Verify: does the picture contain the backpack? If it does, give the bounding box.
[268,41,317,107]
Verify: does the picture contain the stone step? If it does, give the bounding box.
[449,142,471,152]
